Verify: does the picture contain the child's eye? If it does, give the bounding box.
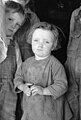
[34,39,38,42]
[8,18,13,21]
[46,41,50,44]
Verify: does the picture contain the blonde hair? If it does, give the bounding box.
[27,22,60,50]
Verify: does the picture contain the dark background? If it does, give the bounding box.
[32,0,81,64]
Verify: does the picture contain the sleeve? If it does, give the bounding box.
[48,62,68,100]
[14,64,24,92]
[15,41,22,69]
[0,37,7,63]
[0,0,6,44]
[0,0,7,63]
[0,0,5,36]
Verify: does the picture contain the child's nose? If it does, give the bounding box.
[39,42,43,48]
[11,25,15,29]
[12,23,17,29]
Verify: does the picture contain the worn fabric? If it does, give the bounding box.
[0,40,19,120]
[65,7,81,120]
[65,57,80,120]
[0,37,7,63]
[14,55,67,120]
[69,6,81,37]
[0,0,6,44]
[0,0,7,63]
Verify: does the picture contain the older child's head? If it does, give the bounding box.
[5,1,25,38]
[27,22,59,59]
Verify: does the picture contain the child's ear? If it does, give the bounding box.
[51,40,57,51]
[51,46,54,51]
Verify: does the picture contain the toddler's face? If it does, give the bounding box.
[32,28,54,59]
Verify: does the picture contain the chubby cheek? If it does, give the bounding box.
[45,48,51,55]
[32,43,37,52]
[45,44,53,51]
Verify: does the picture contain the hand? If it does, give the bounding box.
[23,83,32,96]
[26,83,33,88]
[31,85,44,96]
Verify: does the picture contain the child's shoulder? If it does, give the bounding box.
[50,55,62,64]
[50,56,65,73]
[50,55,63,67]
[22,56,34,65]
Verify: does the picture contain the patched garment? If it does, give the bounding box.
[14,55,67,120]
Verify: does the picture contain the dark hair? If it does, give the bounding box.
[5,1,25,15]
[27,22,60,50]
[25,0,35,12]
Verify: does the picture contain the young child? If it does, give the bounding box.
[14,22,67,120]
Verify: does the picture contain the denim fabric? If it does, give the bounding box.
[0,41,17,120]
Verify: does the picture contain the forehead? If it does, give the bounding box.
[32,28,54,40]
[6,10,24,23]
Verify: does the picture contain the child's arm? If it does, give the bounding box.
[15,41,22,70]
[18,83,32,96]
[14,64,26,93]
[14,64,24,91]
[14,65,32,96]
[47,63,67,99]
